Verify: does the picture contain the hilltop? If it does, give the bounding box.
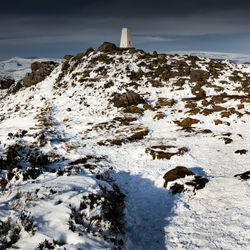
[0,43,249,249]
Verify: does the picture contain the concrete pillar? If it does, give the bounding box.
[120,28,134,48]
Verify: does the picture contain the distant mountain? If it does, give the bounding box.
[0,57,61,81]
[171,51,250,64]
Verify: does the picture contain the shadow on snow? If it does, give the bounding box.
[112,170,179,250]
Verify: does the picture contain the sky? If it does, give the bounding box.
[0,0,250,60]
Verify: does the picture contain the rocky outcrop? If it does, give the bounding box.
[163,167,209,194]
[23,61,58,87]
[97,42,118,53]
[163,166,194,188]
[0,79,15,89]
[8,81,23,94]
[85,48,95,56]
[234,171,250,180]
[63,55,73,60]
[111,90,146,108]
[176,117,200,128]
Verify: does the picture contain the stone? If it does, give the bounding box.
[63,55,73,60]
[0,79,15,89]
[23,61,58,87]
[111,90,146,108]
[234,149,247,155]
[97,42,118,53]
[234,171,250,180]
[8,81,23,93]
[85,48,95,56]
[177,117,200,127]
[163,166,194,188]
[185,176,209,190]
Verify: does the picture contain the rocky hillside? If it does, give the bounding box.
[0,43,249,249]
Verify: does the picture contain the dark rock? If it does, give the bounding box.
[176,117,200,128]
[8,80,23,93]
[97,42,118,53]
[70,158,88,165]
[63,54,73,60]
[23,168,41,181]
[61,61,70,71]
[234,149,247,155]
[163,166,194,188]
[57,168,64,176]
[222,137,233,144]
[0,158,8,170]
[0,79,15,89]
[170,183,184,194]
[6,144,20,163]
[85,48,95,56]
[234,171,250,180]
[7,171,15,181]
[111,90,146,108]
[186,176,209,190]
[30,62,41,71]
[23,61,58,87]
[190,70,209,82]
[1,177,8,192]
[72,52,85,61]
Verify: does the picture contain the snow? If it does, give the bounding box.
[0,50,249,249]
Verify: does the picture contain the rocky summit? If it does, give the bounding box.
[0,43,249,249]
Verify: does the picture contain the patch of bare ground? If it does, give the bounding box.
[163,166,209,194]
[97,127,149,146]
[234,171,250,180]
[145,145,188,160]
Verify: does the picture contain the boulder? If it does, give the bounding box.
[234,171,250,180]
[97,42,118,53]
[190,70,209,82]
[185,176,209,190]
[163,166,194,188]
[112,90,146,108]
[85,48,95,56]
[72,52,85,61]
[23,61,58,87]
[234,149,247,155]
[63,55,73,60]
[0,79,15,89]
[8,80,23,93]
[177,117,200,127]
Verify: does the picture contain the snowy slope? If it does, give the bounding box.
[0,47,249,249]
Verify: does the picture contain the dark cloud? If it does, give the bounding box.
[2,0,250,17]
[0,0,250,60]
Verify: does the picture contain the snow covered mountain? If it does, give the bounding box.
[0,44,249,249]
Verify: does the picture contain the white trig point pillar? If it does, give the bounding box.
[120,28,134,48]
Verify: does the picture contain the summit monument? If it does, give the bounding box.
[120,28,134,48]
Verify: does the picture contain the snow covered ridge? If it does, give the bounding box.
[172,51,250,64]
[0,42,250,249]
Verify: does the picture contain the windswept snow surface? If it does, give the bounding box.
[0,50,249,249]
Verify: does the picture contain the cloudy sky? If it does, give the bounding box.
[0,0,250,60]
